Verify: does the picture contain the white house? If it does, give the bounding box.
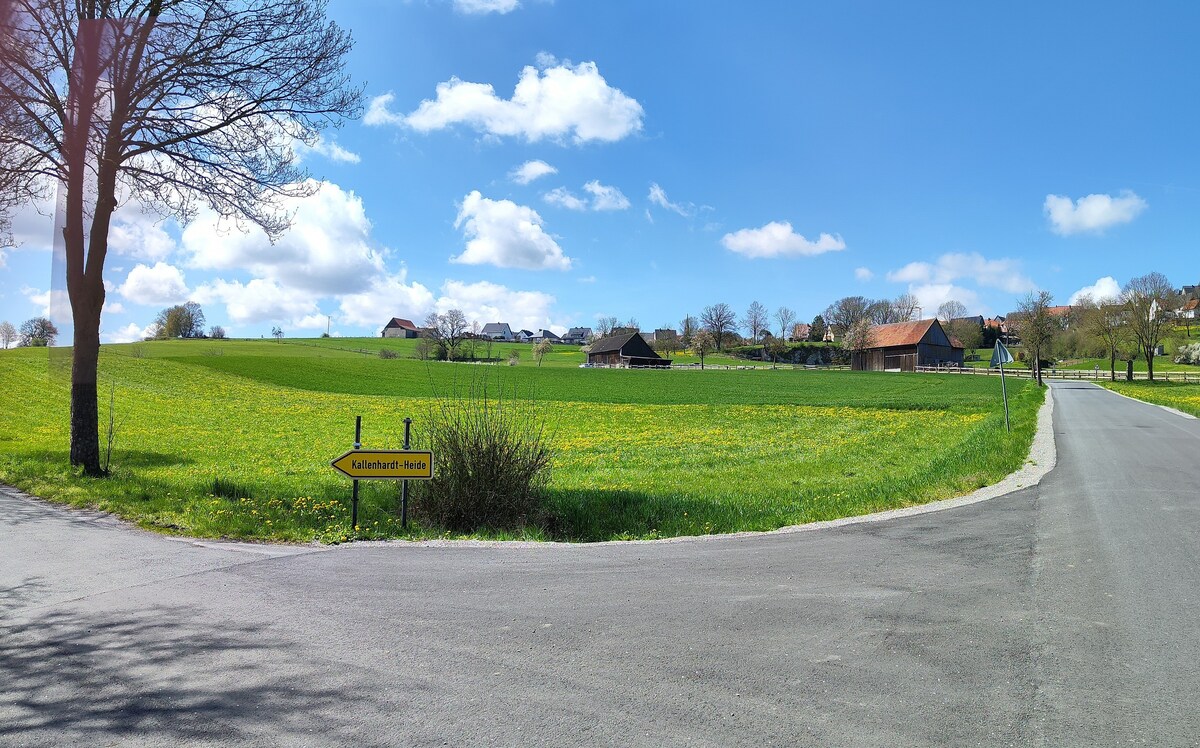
[480,322,514,341]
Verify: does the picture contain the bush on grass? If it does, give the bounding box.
[1175,343,1200,365]
[379,348,398,360]
[412,378,553,532]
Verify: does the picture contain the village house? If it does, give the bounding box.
[381,317,420,339]
[562,327,592,345]
[529,329,561,343]
[851,318,964,372]
[480,322,514,341]
[586,332,672,368]
[640,328,678,344]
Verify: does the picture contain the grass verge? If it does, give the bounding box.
[0,342,1042,543]
[1099,381,1200,417]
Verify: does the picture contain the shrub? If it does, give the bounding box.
[412,379,553,532]
[379,348,398,360]
[1175,343,1200,365]
[508,349,520,366]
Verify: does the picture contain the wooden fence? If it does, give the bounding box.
[914,365,1200,384]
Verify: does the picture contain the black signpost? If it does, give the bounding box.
[331,416,433,532]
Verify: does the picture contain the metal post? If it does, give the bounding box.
[401,417,412,529]
[351,415,361,531]
[999,361,1011,433]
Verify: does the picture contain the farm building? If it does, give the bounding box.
[851,319,964,372]
[586,332,672,368]
[381,318,420,338]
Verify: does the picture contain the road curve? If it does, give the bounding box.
[2,381,1198,747]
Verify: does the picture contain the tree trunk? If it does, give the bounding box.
[1146,347,1154,381]
[1110,349,1116,382]
[69,308,103,474]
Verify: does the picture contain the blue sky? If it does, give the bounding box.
[3,0,1198,342]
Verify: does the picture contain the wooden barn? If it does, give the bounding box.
[586,332,672,368]
[851,319,964,372]
[381,317,420,338]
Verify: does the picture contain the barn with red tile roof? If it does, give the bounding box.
[381,317,420,339]
[851,318,964,372]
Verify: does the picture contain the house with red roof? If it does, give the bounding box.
[851,318,964,372]
[381,317,420,339]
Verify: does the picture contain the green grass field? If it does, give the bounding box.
[1101,381,1200,417]
[0,339,1043,543]
[270,335,776,368]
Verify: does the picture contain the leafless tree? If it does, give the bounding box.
[701,302,736,351]
[937,300,968,323]
[742,300,768,343]
[823,296,871,336]
[1076,293,1128,381]
[596,315,619,337]
[1013,291,1056,386]
[19,316,58,346]
[892,293,920,322]
[0,0,361,474]
[424,309,470,359]
[679,314,698,346]
[1123,272,1177,380]
[774,306,796,340]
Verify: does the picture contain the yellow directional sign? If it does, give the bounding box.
[330,450,434,480]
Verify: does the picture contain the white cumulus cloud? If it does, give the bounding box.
[453,0,520,14]
[1069,276,1122,304]
[510,160,557,184]
[647,183,690,217]
[543,181,629,212]
[453,190,571,270]
[181,180,386,295]
[886,252,1035,295]
[337,271,436,329]
[721,221,846,259]
[192,278,320,325]
[855,267,874,281]
[582,180,629,211]
[103,322,156,344]
[108,202,177,261]
[118,262,190,306]
[1044,190,1146,235]
[21,286,72,319]
[543,187,588,211]
[435,280,562,334]
[295,134,361,164]
[372,58,644,144]
[363,93,405,127]
[908,284,982,318]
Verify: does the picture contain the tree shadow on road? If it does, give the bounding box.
[0,598,385,746]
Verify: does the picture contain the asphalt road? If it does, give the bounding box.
[2,382,1198,747]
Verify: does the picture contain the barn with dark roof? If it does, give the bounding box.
[586,332,671,368]
[851,319,963,372]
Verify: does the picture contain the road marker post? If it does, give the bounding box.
[401,417,412,530]
[352,416,362,530]
[991,341,1014,433]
